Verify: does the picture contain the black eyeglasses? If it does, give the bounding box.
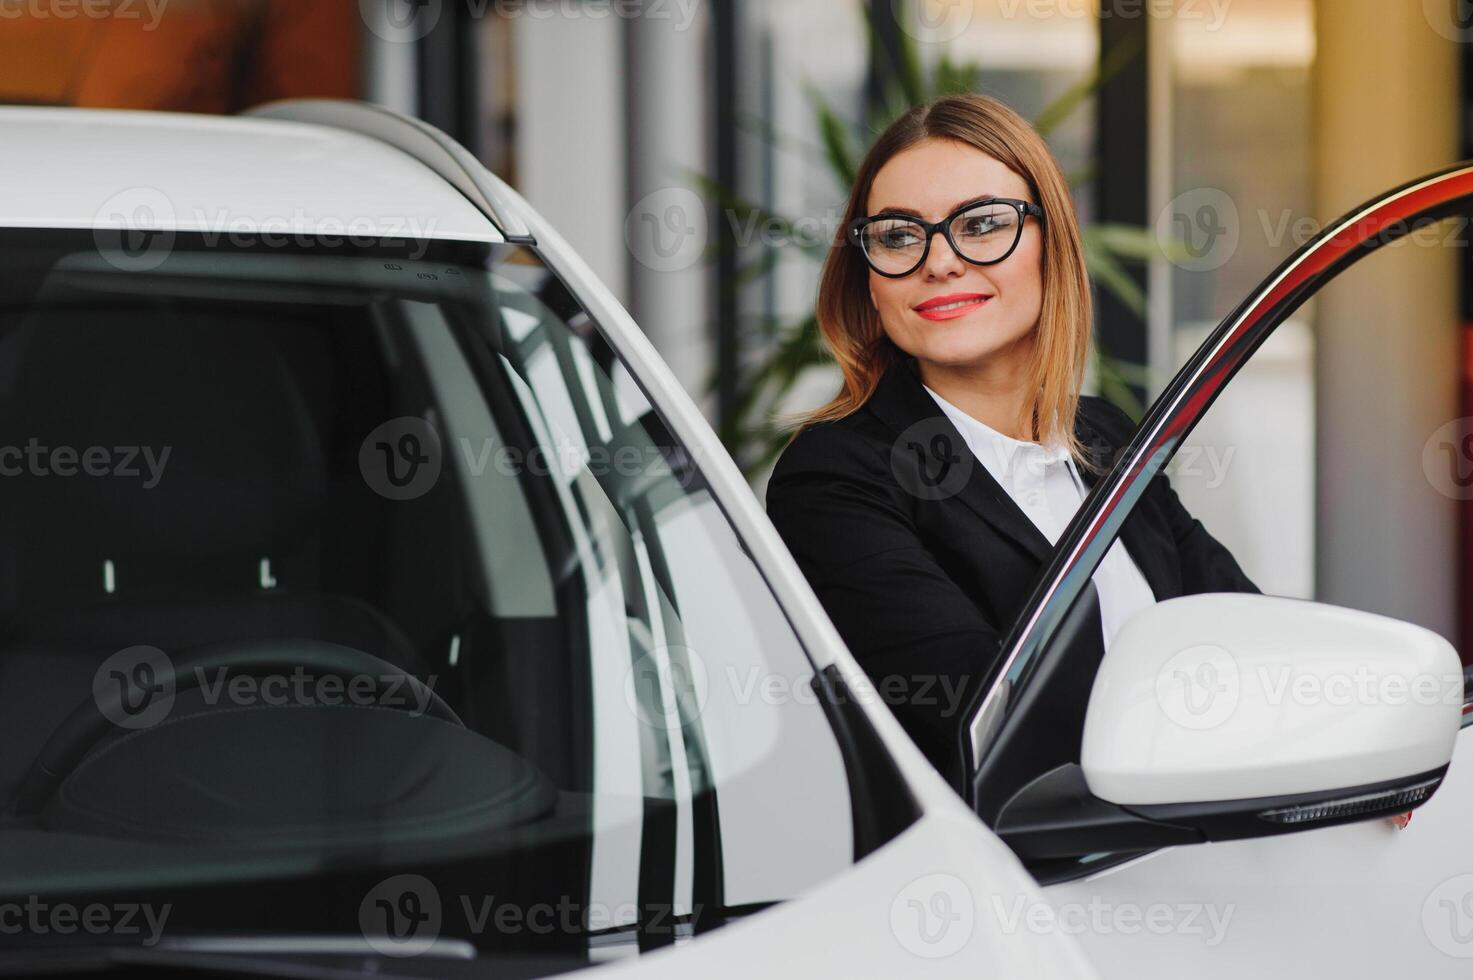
[847,197,1044,278]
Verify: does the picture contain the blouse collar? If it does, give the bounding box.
[920,382,1074,481]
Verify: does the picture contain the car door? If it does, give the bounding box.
[958,163,1473,978]
[493,190,1106,977]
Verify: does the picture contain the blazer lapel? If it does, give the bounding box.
[862,355,1175,600]
[863,356,1058,565]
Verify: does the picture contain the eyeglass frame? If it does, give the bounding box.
[846,197,1045,278]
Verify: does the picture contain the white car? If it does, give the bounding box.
[0,101,1467,980]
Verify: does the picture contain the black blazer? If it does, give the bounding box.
[764,354,1260,785]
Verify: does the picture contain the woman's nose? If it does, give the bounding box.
[921,229,965,278]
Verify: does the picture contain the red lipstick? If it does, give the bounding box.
[913,292,992,321]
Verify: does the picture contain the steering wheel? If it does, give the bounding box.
[11,639,461,816]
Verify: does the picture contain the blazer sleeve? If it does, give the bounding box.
[1152,467,1262,595]
[1085,397,1262,596]
[764,422,1001,786]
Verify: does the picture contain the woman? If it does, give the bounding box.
[764,93,1258,791]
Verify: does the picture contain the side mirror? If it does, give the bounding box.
[997,593,1465,861]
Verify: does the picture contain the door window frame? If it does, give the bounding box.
[962,162,1473,811]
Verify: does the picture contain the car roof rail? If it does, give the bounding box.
[244,98,535,245]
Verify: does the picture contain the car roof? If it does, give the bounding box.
[0,106,504,243]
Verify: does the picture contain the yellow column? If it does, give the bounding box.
[1312,0,1461,639]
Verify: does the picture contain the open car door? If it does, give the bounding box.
[960,164,1473,977]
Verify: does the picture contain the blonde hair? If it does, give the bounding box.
[781,93,1095,469]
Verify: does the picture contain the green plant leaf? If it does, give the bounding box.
[808,88,860,189]
[863,1,926,107]
[1082,231,1147,318]
[1033,30,1143,137]
[687,172,829,259]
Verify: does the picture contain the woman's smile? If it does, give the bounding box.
[913,291,993,321]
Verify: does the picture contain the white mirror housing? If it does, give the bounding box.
[1081,593,1463,807]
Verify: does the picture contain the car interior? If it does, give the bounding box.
[0,238,624,954]
[0,232,908,960]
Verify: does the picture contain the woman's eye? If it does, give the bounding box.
[962,218,1001,236]
[879,229,920,249]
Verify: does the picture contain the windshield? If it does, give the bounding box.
[0,229,902,972]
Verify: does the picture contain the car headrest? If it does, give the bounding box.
[7,311,327,563]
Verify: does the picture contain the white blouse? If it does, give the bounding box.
[921,383,1158,651]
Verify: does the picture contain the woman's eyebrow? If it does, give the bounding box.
[869,194,997,219]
